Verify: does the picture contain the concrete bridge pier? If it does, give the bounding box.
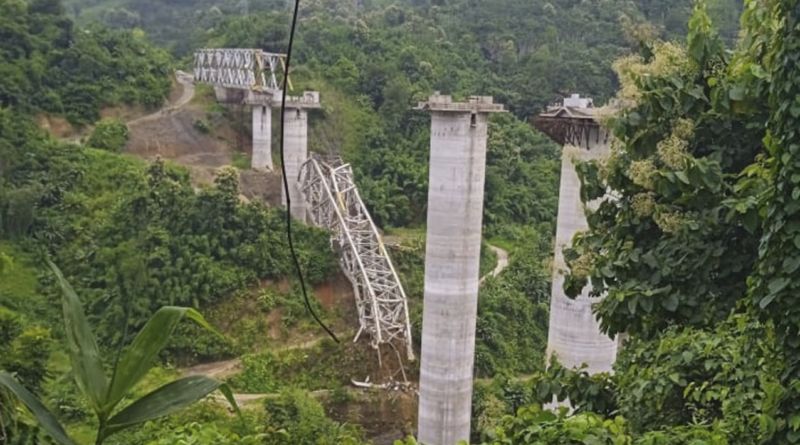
[548,133,617,374]
[415,94,505,445]
[276,91,321,223]
[533,95,619,376]
[252,104,273,171]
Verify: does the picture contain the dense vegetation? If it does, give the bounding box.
[0,0,171,125]
[474,1,800,444]
[9,0,798,444]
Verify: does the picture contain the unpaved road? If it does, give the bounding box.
[128,72,196,126]
[481,245,510,283]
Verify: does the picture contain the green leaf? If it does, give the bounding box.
[104,376,225,437]
[640,296,654,313]
[790,413,800,431]
[729,86,746,101]
[642,251,658,268]
[760,293,779,310]
[537,381,551,400]
[217,383,241,417]
[784,257,800,274]
[662,294,679,312]
[0,372,76,445]
[531,410,557,423]
[104,307,220,415]
[47,260,108,414]
[669,372,681,384]
[675,171,690,184]
[768,277,790,295]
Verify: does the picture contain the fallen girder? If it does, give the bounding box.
[299,156,414,362]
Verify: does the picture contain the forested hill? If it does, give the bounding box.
[5,0,794,444]
[64,0,741,118]
[0,0,171,125]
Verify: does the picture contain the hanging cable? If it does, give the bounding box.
[279,0,340,343]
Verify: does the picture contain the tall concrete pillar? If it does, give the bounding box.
[547,124,618,374]
[415,94,505,445]
[281,107,308,222]
[251,104,273,171]
[276,91,321,223]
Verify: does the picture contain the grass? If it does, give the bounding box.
[232,340,376,394]
[487,236,516,254]
[0,242,42,316]
[192,84,215,106]
[232,151,251,170]
[480,241,499,278]
[383,227,425,238]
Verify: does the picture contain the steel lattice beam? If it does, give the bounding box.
[193,48,284,92]
[300,156,415,361]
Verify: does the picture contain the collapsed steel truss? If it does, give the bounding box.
[300,156,415,361]
[193,48,283,91]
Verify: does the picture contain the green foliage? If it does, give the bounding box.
[479,241,499,279]
[203,8,561,230]
[483,113,560,235]
[87,120,129,152]
[0,312,53,395]
[0,0,171,125]
[0,250,11,274]
[193,119,211,134]
[530,360,617,418]
[475,277,548,378]
[0,262,238,445]
[478,405,730,445]
[748,0,800,440]
[262,390,365,445]
[142,422,267,445]
[232,340,373,393]
[1,113,338,353]
[109,402,273,445]
[563,3,765,339]
[0,308,54,445]
[527,3,800,445]
[231,151,250,170]
[614,315,782,442]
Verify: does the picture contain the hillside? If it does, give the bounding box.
[5,0,794,445]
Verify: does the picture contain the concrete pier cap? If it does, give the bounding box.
[270,90,322,109]
[414,92,506,113]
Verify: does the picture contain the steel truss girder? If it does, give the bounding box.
[193,48,283,92]
[300,156,415,361]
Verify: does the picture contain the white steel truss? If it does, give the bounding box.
[300,156,415,361]
[193,48,283,92]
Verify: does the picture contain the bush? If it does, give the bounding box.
[87,119,129,152]
[263,390,365,445]
[478,405,730,445]
[194,118,211,134]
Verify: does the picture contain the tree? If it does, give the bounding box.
[86,119,129,152]
[0,261,239,445]
[749,0,800,440]
[480,2,792,443]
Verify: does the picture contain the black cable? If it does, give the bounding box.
[279,0,340,343]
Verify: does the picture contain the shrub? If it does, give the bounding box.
[87,119,129,152]
[193,118,211,134]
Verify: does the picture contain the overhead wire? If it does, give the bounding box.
[279,0,340,343]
